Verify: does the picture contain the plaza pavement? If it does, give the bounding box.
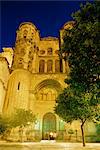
[0,141,100,150]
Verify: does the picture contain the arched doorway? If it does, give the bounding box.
[42,112,56,139]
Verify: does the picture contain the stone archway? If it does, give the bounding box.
[42,112,56,140]
[34,79,62,94]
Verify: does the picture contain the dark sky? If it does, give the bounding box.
[0,0,93,52]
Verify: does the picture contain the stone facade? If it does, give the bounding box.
[0,57,10,113]
[0,21,96,140]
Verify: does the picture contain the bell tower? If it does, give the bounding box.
[12,22,40,73]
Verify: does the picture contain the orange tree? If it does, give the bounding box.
[10,109,36,127]
[55,2,100,147]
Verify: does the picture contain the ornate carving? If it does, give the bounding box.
[37,88,57,101]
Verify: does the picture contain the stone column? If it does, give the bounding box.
[45,60,47,73]
[32,53,37,73]
[62,59,66,73]
[53,59,55,73]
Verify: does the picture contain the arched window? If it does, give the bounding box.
[18,82,20,90]
[28,61,32,71]
[23,30,28,38]
[39,60,45,73]
[18,58,24,68]
[47,48,52,55]
[47,60,53,73]
[55,60,60,72]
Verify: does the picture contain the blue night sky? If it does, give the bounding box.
[1,0,93,52]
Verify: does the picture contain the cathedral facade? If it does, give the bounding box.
[0,21,95,140]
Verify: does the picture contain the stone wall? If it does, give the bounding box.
[0,57,10,113]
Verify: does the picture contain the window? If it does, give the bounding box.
[19,58,23,64]
[23,30,28,38]
[37,47,39,51]
[39,60,45,73]
[55,60,60,73]
[18,82,20,90]
[34,45,36,48]
[18,58,23,68]
[47,60,53,73]
[24,36,26,39]
[40,50,45,55]
[28,61,32,70]
[47,48,52,55]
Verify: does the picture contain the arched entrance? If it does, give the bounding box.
[34,79,62,93]
[42,112,56,140]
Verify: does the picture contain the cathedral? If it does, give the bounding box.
[0,21,96,140]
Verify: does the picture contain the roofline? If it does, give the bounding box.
[19,22,39,32]
[41,36,58,41]
[60,21,75,30]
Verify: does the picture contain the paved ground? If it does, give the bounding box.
[0,141,100,150]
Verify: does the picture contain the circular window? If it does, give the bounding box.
[40,50,45,55]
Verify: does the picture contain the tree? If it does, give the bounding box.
[63,2,100,92]
[10,109,36,142]
[55,87,99,146]
[0,115,8,135]
[55,2,100,147]
[0,114,12,140]
[10,109,36,128]
[0,109,36,141]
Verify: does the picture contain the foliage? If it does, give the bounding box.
[0,115,9,134]
[62,2,100,93]
[0,109,36,142]
[10,109,36,128]
[55,87,99,123]
[55,1,100,146]
[87,124,100,142]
